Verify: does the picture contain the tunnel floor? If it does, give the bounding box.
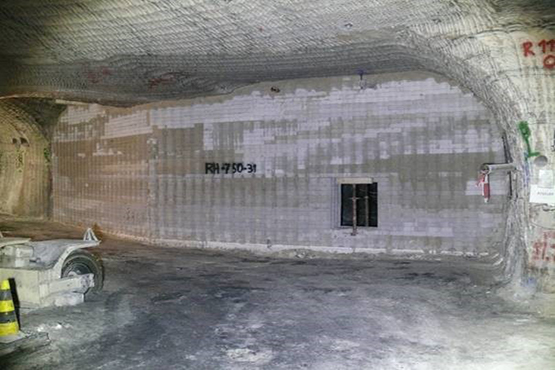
[0,217,554,370]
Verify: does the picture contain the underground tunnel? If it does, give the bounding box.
[0,1,554,369]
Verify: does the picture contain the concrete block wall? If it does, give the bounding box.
[52,71,508,255]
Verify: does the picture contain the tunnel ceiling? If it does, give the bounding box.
[0,0,553,106]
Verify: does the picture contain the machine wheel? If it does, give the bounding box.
[61,249,104,295]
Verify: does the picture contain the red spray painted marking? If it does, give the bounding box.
[544,55,555,70]
[522,40,555,70]
[148,72,178,89]
[523,41,535,57]
[531,231,555,263]
[84,65,112,84]
[538,39,555,54]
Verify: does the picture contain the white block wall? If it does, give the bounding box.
[53,71,508,256]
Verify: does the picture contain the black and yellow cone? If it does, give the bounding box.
[0,279,19,337]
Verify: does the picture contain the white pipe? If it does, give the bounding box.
[480,163,517,174]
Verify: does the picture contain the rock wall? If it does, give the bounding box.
[0,100,55,218]
[0,0,552,289]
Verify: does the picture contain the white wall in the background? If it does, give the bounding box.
[53,71,508,256]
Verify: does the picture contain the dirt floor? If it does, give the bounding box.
[0,217,554,370]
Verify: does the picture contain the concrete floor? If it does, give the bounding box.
[1,218,554,370]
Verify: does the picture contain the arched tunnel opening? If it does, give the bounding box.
[0,1,554,368]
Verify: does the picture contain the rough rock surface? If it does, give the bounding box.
[0,100,62,217]
[0,1,553,287]
[1,217,554,370]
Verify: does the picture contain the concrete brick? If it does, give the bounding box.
[52,71,508,256]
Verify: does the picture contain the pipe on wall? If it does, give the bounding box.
[480,163,518,174]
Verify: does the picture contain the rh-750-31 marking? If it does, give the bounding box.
[205,162,257,174]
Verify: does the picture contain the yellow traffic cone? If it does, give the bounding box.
[0,279,19,340]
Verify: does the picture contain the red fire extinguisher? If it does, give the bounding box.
[476,170,490,203]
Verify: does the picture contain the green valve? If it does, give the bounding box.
[518,121,540,158]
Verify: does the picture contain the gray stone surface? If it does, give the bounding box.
[0,0,553,288]
[1,218,554,370]
[0,101,55,218]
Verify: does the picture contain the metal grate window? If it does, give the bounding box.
[340,183,378,229]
